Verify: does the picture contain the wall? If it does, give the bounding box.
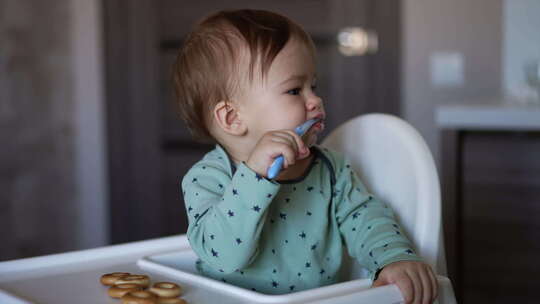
[0,0,107,261]
[503,0,540,98]
[401,0,503,167]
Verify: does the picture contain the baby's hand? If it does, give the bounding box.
[246,130,310,177]
[372,260,439,304]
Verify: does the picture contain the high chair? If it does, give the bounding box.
[320,113,457,303]
[0,114,457,304]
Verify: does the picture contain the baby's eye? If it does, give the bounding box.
[287,88,301,95]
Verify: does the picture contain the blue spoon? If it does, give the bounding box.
[266,118,321,179]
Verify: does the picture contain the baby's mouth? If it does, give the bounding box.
[302,120,325,144]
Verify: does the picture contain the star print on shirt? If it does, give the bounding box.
[236,238,242,244]
[279,213,287,220]
[232,189,238,195]
[307,186,314,192]
[211,248,218,257]
[227,210,234,217]
[252,205,261,212]
[305,262,311,268]
[299,231,306,239]
[272,281,279,288]
[188,206,193,212]
[255,173,263,181]
[192,178,197,183]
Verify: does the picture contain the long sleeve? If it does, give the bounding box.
[181,161,281,273]
[333,157,423,282]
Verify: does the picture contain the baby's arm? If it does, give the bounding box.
[181,161,280,273]
[336,168,438,303]
[333,159,423,281]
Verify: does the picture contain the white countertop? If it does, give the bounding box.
[436,101,540,130]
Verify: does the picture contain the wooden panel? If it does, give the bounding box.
[158,0,338,39]
[441,130,462,300]
[161,148,212,235]
[461,131,540,304]
[104,0,163,243]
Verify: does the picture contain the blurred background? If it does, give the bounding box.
[1,0,539,303]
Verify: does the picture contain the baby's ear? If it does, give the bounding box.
[213,100,247,136]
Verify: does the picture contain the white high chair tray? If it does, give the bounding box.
[138,247,457,304]
[138,249,378,304]
[0,234,454,304]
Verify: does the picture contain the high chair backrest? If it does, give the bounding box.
[321,113,447,276]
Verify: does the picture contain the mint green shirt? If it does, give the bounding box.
[181,144,422,294]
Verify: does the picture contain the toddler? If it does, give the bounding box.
[175,9,438,303]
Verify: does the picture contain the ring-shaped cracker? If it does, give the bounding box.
[108,283,143,298]
[115,274,151,288]
[121,290,158,304]
[149,282,182,298]
[100,272,130,286]
[157,297,187,304]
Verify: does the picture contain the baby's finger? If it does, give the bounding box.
[283,129,308,153]
[406,269,422,304]
[394,274,414,304]
[427,266,438,301]
[419,267,433,304]
[269,138,297,168]
[272,132,300,157]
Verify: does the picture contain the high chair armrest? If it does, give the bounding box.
[309,275,456,304]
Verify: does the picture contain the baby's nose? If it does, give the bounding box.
[306,96,323,111]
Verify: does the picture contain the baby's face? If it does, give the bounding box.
[237,38,326,147]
